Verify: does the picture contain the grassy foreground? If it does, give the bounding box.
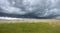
[0,22,60,33]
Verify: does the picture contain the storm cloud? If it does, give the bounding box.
[0,0,60,19]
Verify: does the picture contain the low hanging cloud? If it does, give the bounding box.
[0,0,60,18]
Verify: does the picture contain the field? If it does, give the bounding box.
[0,19,60,33]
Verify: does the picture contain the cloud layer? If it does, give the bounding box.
[0,0,60,19]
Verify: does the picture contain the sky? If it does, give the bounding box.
[0,0,60,19]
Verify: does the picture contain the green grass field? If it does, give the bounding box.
[0,22,60,33]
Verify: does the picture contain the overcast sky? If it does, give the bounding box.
[0,0,60,19]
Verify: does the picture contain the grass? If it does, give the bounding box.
[0,22,60,33]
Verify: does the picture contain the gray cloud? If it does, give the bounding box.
[0,0,60,18]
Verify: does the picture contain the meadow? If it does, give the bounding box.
[0,19,60,33]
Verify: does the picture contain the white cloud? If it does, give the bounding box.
[0,17,19,20]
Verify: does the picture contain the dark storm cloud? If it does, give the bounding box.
[0,0,60,19]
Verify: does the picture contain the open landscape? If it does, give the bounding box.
[0,19,60,33]
[0,0,60,33]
